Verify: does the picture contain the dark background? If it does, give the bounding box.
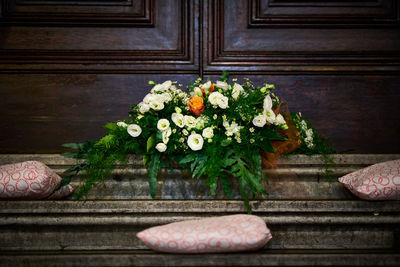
[0,0,399,153]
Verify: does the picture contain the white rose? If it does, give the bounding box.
[202,127,214,139]
[160,92,172,103]
[152,94,165,103]
[264,109,276,124]
[275,114,286,125]
[127,124,142,137]
[201,81,212,90]
[263,95,273,110]
[138,102,150,113]
[215,81,229,90]
[143,93,154,104]
[117,122,128,128]
[149,101,164,111]
[252,115,267,127]
[155,143,167,152]
[208,91,223,105]
[171,113,185,128]
[232,83,244,100]
[160,80,172,91]
[217,96,229,109]
[184,115,196,128]
[187,133,204,151]
[157,119,170,131]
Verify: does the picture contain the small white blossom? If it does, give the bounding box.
[182,129,189,136]
[263,95,273,110]
[117,122,128,128]
[202,127,214,139]
[187,133,204,151]
[306,129,314,138]
[184,115,196,128]
[127,124,142,137]
[249,127,255,133]
[157,119,170,131]
[217,96,229,109]
[215,81,229,90]
[264,109,276,124]
[149,101,164,111]
[201,81,212,90]
[138,102,150,113]
[155,143,167,152]
[193,87,203,96]
[275,114,286,125]
[232,83,244,100]
[253,115,267,127]
[213,114,217,120]
[208,92,223,106]
[171,113,185,128]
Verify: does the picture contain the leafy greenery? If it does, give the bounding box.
[61,72,334,213]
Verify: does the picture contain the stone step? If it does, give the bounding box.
[1,154,400,200]
[1,200,399,252]
[1,249,400,267]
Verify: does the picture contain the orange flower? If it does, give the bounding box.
[201,83,216,97]
[188,96,205,116]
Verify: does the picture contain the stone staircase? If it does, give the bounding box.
[0,154,400,266]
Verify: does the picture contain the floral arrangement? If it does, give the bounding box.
[62,72,333,212]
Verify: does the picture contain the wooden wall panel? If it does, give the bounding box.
[0,0,198,72]
[203,0,400,73]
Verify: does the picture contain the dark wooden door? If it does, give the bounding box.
[0,0,399,153]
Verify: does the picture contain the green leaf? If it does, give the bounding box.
[143,154,149,166]
[59,176,71,187]
[62,143,81,150]
[205,175,218,196]
[259,140,275,153]
[239,177,252,214]
[221,139,232,147]
[220,173,233,199]
[148,153,161,198]
[192,155,208,179]
[179,153,197,165]
[146,134,156,152]
[61,152,79,159]
[219,71,230,82]
[104,123,118,134]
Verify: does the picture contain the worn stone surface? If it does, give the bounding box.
[0,200,399,252]
[1,250,400,267]
[1,154,399,200]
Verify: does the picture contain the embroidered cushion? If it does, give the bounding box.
[0,161,66,199]
[136,214,272,253]
[338,159,400,200]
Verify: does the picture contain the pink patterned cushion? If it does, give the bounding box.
[136,214,272,253]
[48,184,74,199]
[338,159,400,200]
[0,161,64,199]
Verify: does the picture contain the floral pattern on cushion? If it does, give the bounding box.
[136,214,272,253]
[338,159,400,200]
[0,161,63,199]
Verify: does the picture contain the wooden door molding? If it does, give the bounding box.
[0,0,199,73]
[203,0,400,74]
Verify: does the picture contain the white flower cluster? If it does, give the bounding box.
[137,80,189,114]
[222,116,242,143]
[208,92,229,109]
[252,95,287,129]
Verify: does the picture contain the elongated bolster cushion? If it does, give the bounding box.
[47,184,74,199]
[338,159,400,200]
[0,161,62,199]
[136,214,272,253]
